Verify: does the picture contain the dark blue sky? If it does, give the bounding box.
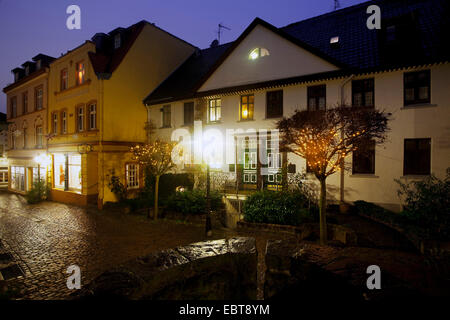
[0,0,366,113]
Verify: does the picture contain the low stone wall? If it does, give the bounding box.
[74,237,257,300]
[237,221,357,246]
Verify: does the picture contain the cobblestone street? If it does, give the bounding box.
[0,192,233,299]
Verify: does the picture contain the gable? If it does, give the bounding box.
[198,24,339,92]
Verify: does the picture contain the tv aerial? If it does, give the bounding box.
[217,23,231,44]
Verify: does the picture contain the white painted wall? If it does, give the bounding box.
[199,24,339,92]
[148,63,450,211]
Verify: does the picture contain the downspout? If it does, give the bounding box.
[339,74,354,206]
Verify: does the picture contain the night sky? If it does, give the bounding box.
[0,0,366,113]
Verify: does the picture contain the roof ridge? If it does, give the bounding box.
[281,0,379,29]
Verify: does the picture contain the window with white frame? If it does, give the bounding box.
[61,110,67,134]
[208,98,221,122]
[35,126,43,148]
[126,163,139,189]
[89,103,96,130]
[52,113,58,134]
[11,166,25,191]
[77,106,84,132]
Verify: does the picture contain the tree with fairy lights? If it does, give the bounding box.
[131,140,176,219]
[277,105,389,245]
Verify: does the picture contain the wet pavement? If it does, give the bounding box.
[0,192,233,299]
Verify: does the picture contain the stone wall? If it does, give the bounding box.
[74,237,257,300]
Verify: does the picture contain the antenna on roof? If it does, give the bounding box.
[334,0,340,10]
[217,23,231,44]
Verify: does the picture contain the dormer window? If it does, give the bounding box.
[36,60,41,70]
[249,48,269,60]
[14,72,19,82]
[25,66,30,76]
[386,25,396,42]
[114,34,121,49]
[330,36,339,44]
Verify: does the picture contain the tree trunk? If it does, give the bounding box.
[153,175,160,220]
[319,178,328,245]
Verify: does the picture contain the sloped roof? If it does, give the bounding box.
[144,0,449,105]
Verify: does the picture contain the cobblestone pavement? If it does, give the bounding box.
[0,192,234,300]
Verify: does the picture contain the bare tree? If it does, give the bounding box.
[131,140,176,219]
[277,105,389,245]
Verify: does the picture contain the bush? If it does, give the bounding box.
[166,189,223,215]
[108,175,127,201]
[396,170,450,238]
[25,181,49,204]
[243,190,316,226]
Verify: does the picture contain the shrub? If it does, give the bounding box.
[166,189,223,215]
[108,175,127,202]
[396,169,450,238]
[25,181,49,204]
[243,190,316,226]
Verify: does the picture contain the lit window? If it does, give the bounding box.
[330,36,339,44]
[249,48,269,60]
[126,163,139,189]
[54,154,66,189]
[10,166,25,191]
[208,99,221,122]
[76,62,85,85]
[240,94,254,120]
[89,103,97,130]
[68,154,82,191]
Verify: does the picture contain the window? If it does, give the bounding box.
[404,138,431,175]
[32,167,45,185]
[36,60,41,70]
[54,154,66,189]
[184,102,194,126]
[240,94,254,120]
[88,103,97,130]
[244,152,257,169]
[10,130,16,149]
[14,72,19,82]
[61,110,67,134]
[52,112,58,135]
[35,126,43,148]
[352,140,375,174]
[23,127,27,148]
[307,85,326,111]
[25,66,30,76]
[162,105,171,127]
[126,163,139,189]
[0,170,8,184]
[404,70,430,105]
[266,90,283,118]
[249,48,269,60]
[61,68,68,90]
[68,154,82,191]
[35,86,43,110]
[77,106,85,132]
[22,92,28,114]
[352,79,374,107]
[114,34,121,49]
[76,62,85,85]
[208,99,221,122]
[10,97,17,118]
[10,166,25,191]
